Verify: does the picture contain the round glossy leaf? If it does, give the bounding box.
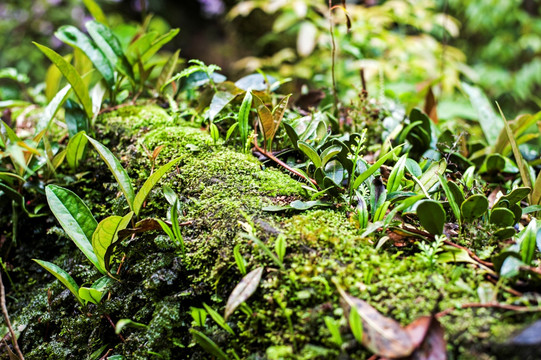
[494,227,516,240]
[485,154,506,173]
[416,200,446,235]
[324,160,344,185]
[461,195,488,222]
[489,208,515,227]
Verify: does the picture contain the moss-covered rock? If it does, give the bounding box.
[6,105,539,360]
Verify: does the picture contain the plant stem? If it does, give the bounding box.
[328,0,339,114]
[436,302,541,318]
[0,268,25,360]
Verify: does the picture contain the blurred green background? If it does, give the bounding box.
[0,0,540,116]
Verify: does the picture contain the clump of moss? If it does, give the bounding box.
[7,105,539,360]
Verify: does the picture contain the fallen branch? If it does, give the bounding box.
[0,268,24,360]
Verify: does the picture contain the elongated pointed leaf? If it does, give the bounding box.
[156,49,180,93]
[33,259,83,305]
[352,146,402,190]
[86,136,135,210]
[66,131,88,170]
[238,90,252,151]
[55,25,115,88]
[521,220,537,265]
[337,288,414,358]
[203,303,234,335]
[189,329,230,360]
[86,20,134,81]
[386,154,407,193]
[297,140,321,168]
[92,212,133,274]
[36,84,71,134]
[34,42,93,118]
[462,83,503,145]
[45,185,100,270]
[533,172,541,206]
[141,29,180,63]
[225,267,263,320]
[83,0,107,24]
[414,159,446,193]
[64,99,89,137]
[133,157,181,216]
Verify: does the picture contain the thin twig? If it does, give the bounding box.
[328,0,339,114]
[436,302,541,319]
[104,314,125,342]
[253,141,318,187]
[0,269,25,360]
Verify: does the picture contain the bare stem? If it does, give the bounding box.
[0,268,25,360]
[328,0,339,114]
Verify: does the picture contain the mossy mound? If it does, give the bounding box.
[7,105,539,359]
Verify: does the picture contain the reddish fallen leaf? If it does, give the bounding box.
[337,287,415,358]
[407,316,447,360]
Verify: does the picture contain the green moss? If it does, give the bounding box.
[9,105,539,360]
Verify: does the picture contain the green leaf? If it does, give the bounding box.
[497,187,531,206]
[275,234,286,263]
[140,29,180,63]
[297,140,321,168]
[446,180,465,207]
[133,158,181,216]
[209,91,237,122]
[386,154,407,193]
[324,316,343,346]
[289,200,331,211]
[462,82,503,145]
[64,99,89,137]
[497,103,532,197]
[86,20,134,81]
[189,329,230,360]
[156,219,175,242]
[349,306,363,343]
[86,136,135,210]
[324,160,344,185]
[532,172,541,206]
[352,146,402,190]
[36,84,71,134]
[115,319,148,334]
[45,185,100,270]
[190,307,208,327]
[203,303,235,335]
[55,25,115,88]
[66,131,88,170]
[414,159,446,193]
[238,90,252,151]
[33,259,83,305]
[78,286,104,305]
[92,212,133,274]
[438,175,461,223]
[156,49,180,93]
[461,194,488,222]
[83,0,108,25]
[225,267,264,320]
[34,42,93,118]
[416,200,446,235]
[490,208,515,227]
[233,244,246,275]
[520,220,537,265]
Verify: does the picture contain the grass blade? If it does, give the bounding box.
[33,259,83,306]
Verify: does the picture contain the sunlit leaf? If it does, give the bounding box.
[83,0,108,25]
[34,42,93,118]
[133,157,181,216]
[45,185,100,271]
[86,136,135,210]
[92,212,133,274]
[33,259,83,305]
[55,25,115,88]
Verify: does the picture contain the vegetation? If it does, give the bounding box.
[0,1,540,359]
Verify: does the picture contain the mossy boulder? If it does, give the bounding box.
[6,105,539,359]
